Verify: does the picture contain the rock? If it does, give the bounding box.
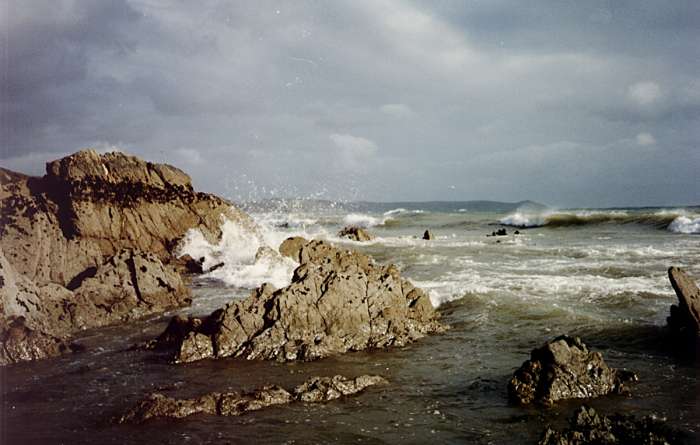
[508,335,637,405]
[1,246,191,365]
[0,150,256,364]
[293,375,388,403]
[488,228,508,237]
[278,236,307,262]
[422,230,434,240]
[152,238,445,363]
[667,267,700,337]
[1,150,255,287]
[538,405,685,445]
[119,374,386,423]
[338,226,374,242]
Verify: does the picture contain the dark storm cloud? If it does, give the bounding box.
[1,0,698,207]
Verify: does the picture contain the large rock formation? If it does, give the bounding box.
[538,405,684,445]
[1,150,254,286]
[1,150,253,364]
[0,246,190,365]
[151,237,445,363]
[119,374,387,423]
[508,336,637,405]
[667,267,700,338]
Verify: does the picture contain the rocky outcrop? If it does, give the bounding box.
[0,246,190,365]
[150,238,445,363]
[422,230,434,240]
[508,336,637,405]
[119,374,387,423]
[1,150,254,287]
[1,150,252,364]
[538,405,684,445]
[667,267,700,338]
[338,226,374,242]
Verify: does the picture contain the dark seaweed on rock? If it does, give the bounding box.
[150,237,446,363]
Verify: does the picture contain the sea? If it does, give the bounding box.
[2,201,699,444]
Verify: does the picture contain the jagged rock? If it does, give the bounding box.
[0,150,256,364]
[338,226,374,242]
[667,267,700,337]
[422,230,434,240]
[538,405,685,445]
[1,150,255,287]
[119,374,387,423]
[0,246,190,365]
[508,336,637,405]
[151,238,445,363]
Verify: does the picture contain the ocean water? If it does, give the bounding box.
[2,202,700,444]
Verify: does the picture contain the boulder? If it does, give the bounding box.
[338,226,374,242]
[119,374,387,423]
[508,336,637,405]
[422,230,434,240]
[667,267,700,337]
[151,238,445,363]
[538,405,684,445]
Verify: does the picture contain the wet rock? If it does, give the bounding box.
[508,335,637,405]
[667,267,700,337]
[152,238,445,363]
[338,226,374,242]
[422,230,434,240]
[278,236,307,262]
[119,374,387,423]
[1,150,251,364]
[538,405,685,445]
[293,375,388,402]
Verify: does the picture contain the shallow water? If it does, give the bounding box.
[2,204,700,444]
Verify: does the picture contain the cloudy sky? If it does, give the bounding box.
[2,1,698,207]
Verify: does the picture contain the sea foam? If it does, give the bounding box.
[668,216,700,234]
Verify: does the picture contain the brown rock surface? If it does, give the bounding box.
[667,267,700,337]
[1,149,252,364]
[151,238,445,364]
[508,336,637,405]
[119,374,387,423]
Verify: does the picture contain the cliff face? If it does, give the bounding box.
[1,150,254,286]
[0,149,254,364]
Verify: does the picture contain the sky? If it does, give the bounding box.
[1,0,699,207]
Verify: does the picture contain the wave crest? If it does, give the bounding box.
[499,209,696,231]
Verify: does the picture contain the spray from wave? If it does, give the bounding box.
[177,210,320,290]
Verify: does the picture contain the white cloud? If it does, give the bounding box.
[635,132,656,146]
[329,133,378,170]
[380,103,415,118]
[627,81,662,106]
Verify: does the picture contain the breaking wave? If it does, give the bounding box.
[499,209,697,232]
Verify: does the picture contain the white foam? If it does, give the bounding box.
[178,210,323,290]
[343,213,389,227]
[668,216,700,234]
[498,212,546,228]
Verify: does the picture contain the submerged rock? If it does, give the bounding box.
[667,267,700,338]
[508,335,637,405]
[151,238,445,363]
[538,405,685,445]
[119,374,387,423]
[422,230,434,240]
[0,150,254,364]
[338,226,374,242]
